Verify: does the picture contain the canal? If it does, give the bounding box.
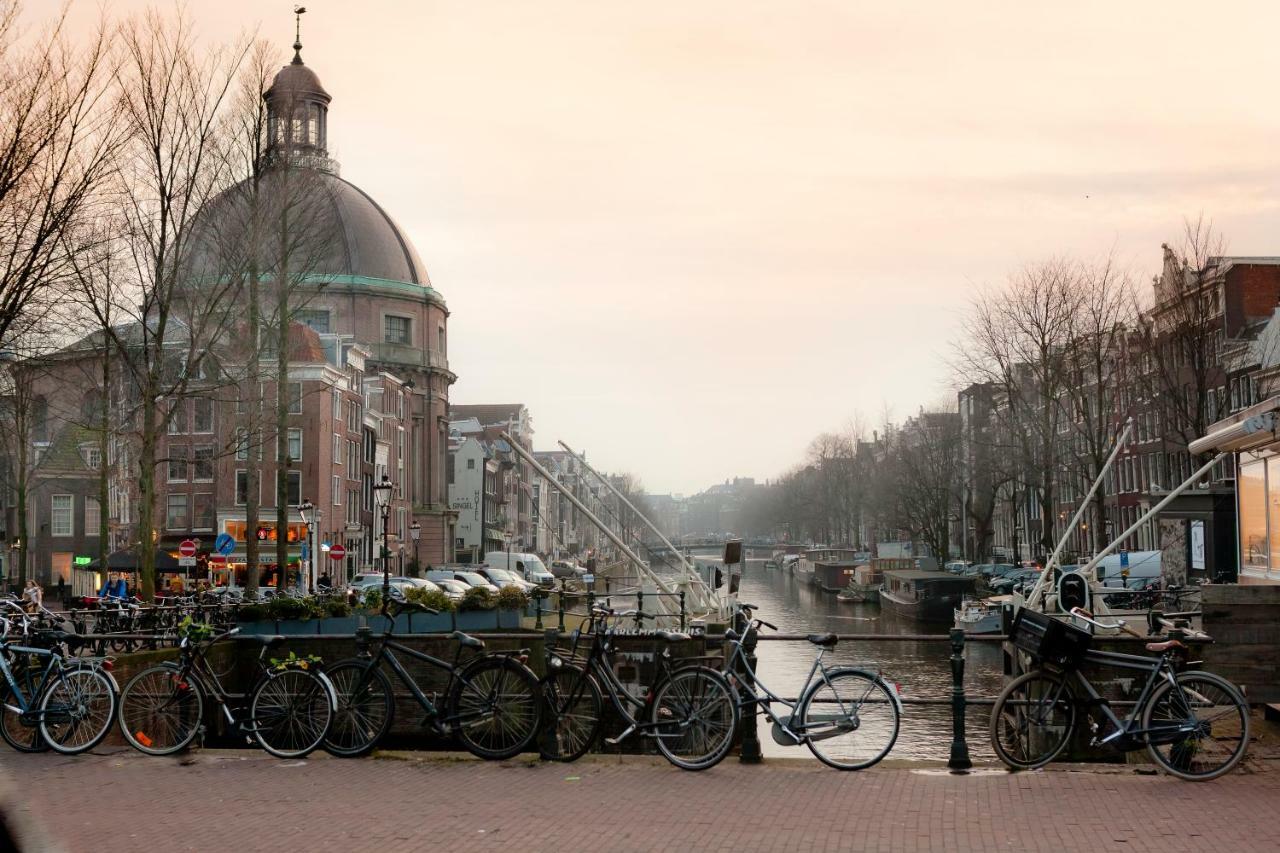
[733,558,1005,761]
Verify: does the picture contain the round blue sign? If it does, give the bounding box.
[215,532,236,556]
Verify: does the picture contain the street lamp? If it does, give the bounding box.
[298,498,315,595]
[409,521,421,576]
[373,475,394,600]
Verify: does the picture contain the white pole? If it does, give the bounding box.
[1026,420,1133,609]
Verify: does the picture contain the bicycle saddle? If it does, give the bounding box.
[807,633,838,647]
[451,631,485,651]
[239,634,286,648]
[1145,639,1185,653]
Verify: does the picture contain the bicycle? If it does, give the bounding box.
[117,624,337,758]
[0,613,119,755]
[322,594,542,759]
[990,606,1249,781]
[539,605,739,770]
[722,603,902,770]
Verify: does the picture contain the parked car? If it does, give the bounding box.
[484,551,556,587]
[549,560,585,580]
[476,567,536,593]
[990,568,1041,594]
[348,575,442,597]
[944,560,971,574]
[425,569,500,595]
[433,578,470,601]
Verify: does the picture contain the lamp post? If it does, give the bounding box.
[298,499,315,595]
[409,521,421,576]
[373,475,393,601]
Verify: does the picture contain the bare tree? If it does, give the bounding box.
[89,11,251,601]
[0,3,119,351]
[879,408,961,562]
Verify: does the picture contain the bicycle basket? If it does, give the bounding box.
[1011,607,1092,669]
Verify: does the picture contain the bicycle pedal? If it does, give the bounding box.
[605,725,636,746]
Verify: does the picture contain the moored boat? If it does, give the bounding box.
[838,562,883,603]
[880,569,977,623]
[953,595,1008,634]
[794,547,860,587]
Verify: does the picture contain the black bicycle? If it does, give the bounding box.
[991,606,1249,781]
[539,605,738,770]
[117,625,337,758]
[322,596,542,759]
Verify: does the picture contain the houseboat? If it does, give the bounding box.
[837,562,882,603]
[880,569,977,623]
[793,547,861,587]
[953,595,1009,634]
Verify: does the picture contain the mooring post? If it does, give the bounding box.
[534,590,544,630]
[948,627,973,771]
[355,625,372,660]
[557,580,566,632]
[636,590,644,626]
[738,616,762,764]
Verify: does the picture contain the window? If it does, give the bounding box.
[193,445,215,481]
[166,493,189,530]
[51,495,73,537]
[287,428,303,462]
[438,325,445,353]
[193,493,215,531]
[333,476,341,504]
[397,507,406,541]
[297,308,331,334]
[333,433,342,462]
[1240,457,1267,572]
[82,446,101,470]
[287,382,303,415]
[168,400,188,434]
[236,428,250,461]
[85,498,100,534]
[278,470,302,506]
[333,389,341,421]
[168,446,189,482]
[384,315,411,344]
[346,489,359,523]
[347,400,360,432]
[193,397,213,433]
[236,470,250,506]
[467,458,476,470]
[347,439,359,475]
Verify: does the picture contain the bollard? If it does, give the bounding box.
[636,591,644,626]
[737,616,763,764]
[557,580,566,632]
[355,625,372,659]
[948,628,972,771]
[679,591,686,632]
[534,590,544,630]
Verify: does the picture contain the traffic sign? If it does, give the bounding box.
[215,532,235,556]
[1120,550,1129,568]
[329,544,346,561]
[209,554,227,564]
[179,539,197,558]
[178,556,196,567]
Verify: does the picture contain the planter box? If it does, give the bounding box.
[238,609,528,637]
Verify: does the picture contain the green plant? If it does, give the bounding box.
[458,586,496,612]
[324,597,352,617]
[268,651,323,672]
[178,615,216,641]
[237,604,268,622]
[265,596,307,621]
[495,586,529,611]
[405,585,454,612]
[361,587,382,611]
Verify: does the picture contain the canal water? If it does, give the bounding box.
[733,558,1005,761]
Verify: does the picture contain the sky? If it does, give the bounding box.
[53,1,1280,494]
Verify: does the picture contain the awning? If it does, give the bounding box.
[88,547,182,572]
[1189,396,1280,456]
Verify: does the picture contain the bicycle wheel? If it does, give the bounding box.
[449,656,541,760]
[650,666,737,771]
[798,668,900,770]
[1142,671,1249,781]
[990,669,1076,770]
[539,664,603,762]
[323,660,395,757]
[38,666,117,755]
[249,668,334,759]
[117,664,204,756]
[0,684,47,753]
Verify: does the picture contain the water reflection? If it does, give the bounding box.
[735,559,1004,761]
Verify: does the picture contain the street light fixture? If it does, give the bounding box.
[298,498,315,595]
[409,521,421,577]
[373,475,394,601]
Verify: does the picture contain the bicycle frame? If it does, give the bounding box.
[0,643,61,718]
[1052,648,1190,747]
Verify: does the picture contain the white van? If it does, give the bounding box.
[484,551,555,587]
[1093,550,1162,588]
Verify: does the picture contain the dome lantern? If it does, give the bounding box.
[265,7,333,164]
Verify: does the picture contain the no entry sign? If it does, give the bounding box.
[329,544,346,561]
[179,539,197,558]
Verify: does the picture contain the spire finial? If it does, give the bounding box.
[292,6,307,64]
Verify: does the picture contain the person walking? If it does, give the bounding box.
[56,576,66,607]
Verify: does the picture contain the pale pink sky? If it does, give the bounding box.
[56,1,1280,493]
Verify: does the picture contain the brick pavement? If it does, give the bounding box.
[3,749,1277,853]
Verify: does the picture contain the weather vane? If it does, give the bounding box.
[293,6,307,61]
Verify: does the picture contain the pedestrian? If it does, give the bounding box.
[56,576,66,607]
[317,572,331,591]
[23,578,42,613]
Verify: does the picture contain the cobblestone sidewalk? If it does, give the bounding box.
[4,749,1277,852]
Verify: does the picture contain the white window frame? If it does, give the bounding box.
[166,493,189,531]
[85,497,101,535]
[51,494,74,537]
